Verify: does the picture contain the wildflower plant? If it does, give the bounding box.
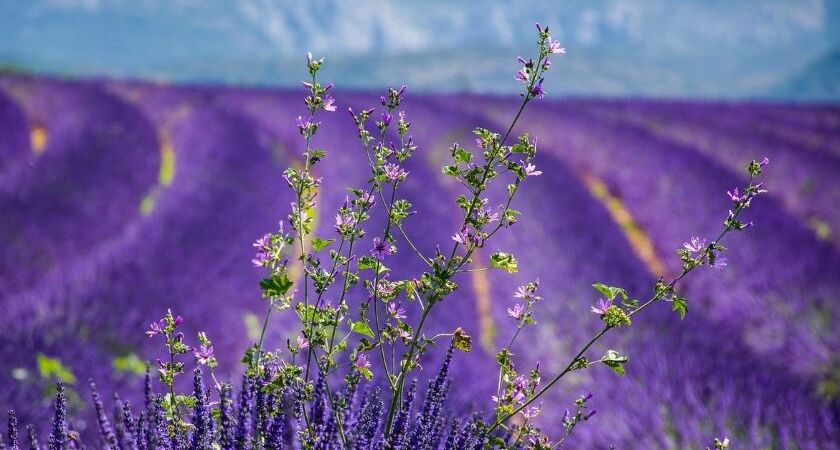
[4,23,772,449]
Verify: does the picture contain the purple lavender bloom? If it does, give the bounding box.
[48,383,67,450]
[409,346,454,449]
[382,111,392,126]
[218,384,236,450]
[7,410,18,450]
[89,381,118,449]
[26,425,38,450]
[189,370,212,450]
[234,376,253,450]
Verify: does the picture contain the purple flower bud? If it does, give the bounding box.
[530,78,546,99]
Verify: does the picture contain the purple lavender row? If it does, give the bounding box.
[0,91,301,435]
[594,99,839,156]
[408,97,838,447]
[0,77,160,297]
[498,99,840,378]
[0,86,30,174]
[570,100,840,247]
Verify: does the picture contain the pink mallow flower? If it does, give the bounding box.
[590,299,611,316]
[546,37,565,54]
[388,302,407,320]
[507,303,526,320]
[683,236,707,254]
[323,95,337,112]
[523,162,542,177]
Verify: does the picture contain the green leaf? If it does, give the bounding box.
[672,295,688,320]
[311,237,334,252]
[442,165,460,177]
[350,321,374,339]
[259,273,293,297]
[358,256,378,271]
[36,354,77,384]
[602,350,629,376]
[452,327,472,352]
[592,283,627,301]
[112,353,147,376]
[489,252,519,273]
[453,147,473,163]
[357,366,373,380]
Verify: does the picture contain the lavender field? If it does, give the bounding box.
[0,74,838,448]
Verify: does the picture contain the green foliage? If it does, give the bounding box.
[672,294,688,320]
[602,305,631,328]
[490,252,519,273]
[602,350,629,376]
[112,353,147,376]
[452,328,472,352]
[36,354,77,384]
[259,273,293,297]
[350,321,374,338]
[311,237,334,252]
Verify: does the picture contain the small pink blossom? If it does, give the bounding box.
[323,95,337,112]
[546,37,565,54]
[507,303,525,320]
[514,67,529,84]
[523,162,542,177]
[388,302,407,320]
[590,299,611,316]
[683,236,707,254]
[146,321,164,337]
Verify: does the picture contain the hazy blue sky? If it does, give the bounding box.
[1,0,838,99]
